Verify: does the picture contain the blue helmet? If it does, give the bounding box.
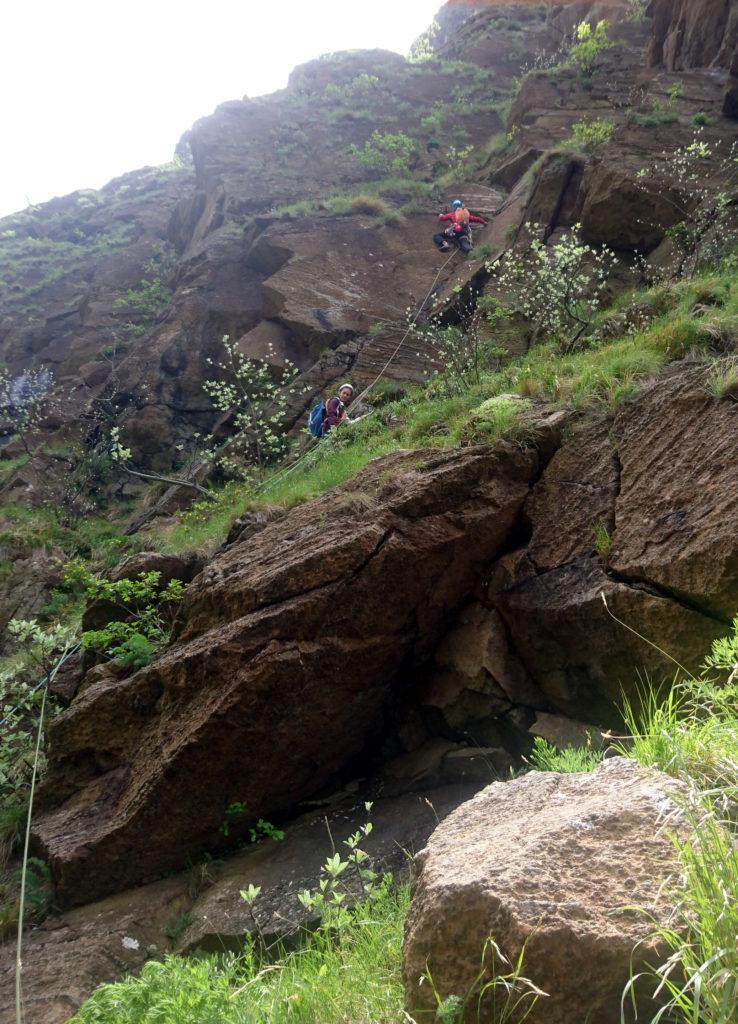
[451,199,463,209]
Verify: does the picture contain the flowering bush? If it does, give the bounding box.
[486,226,619,350]
[203,335,302,480]
[636,132,738,278]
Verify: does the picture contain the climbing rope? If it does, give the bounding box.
[0,641,81,731]
[14,640,77,1024]
[255,249,457,496]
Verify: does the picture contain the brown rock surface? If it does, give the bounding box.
[649,0,738,70]
[0,786,473,1024]
[494,369,737,722]
[0,875,189,1024]
[609,368,738,620]
[403,757,687,1024]
[34,443,537,905]
[180,785,477,954]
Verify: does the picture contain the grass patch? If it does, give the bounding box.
[618,619,738,1024]
[70,886,409,1024]
[527,736,602,773]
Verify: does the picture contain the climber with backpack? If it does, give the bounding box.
[433,199,487,255]
[308,383,355,438]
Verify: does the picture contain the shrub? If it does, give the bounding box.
[203,334,302,479]
[350,131,417,177]
[486,225,619,351]
[566,118,615,150]
[692,111,711,127]
[568,20,613,76]
[635,133,738,277]
[67,562,184,671]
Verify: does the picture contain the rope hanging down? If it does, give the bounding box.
[257,249,457,496]
[15,640,77,1024]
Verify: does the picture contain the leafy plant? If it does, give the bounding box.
[635,133,738,278]
[566,118,615,150]
[203,334,302,480]
[568,20,613,76]
[67,563,184,671]
[295,803,384,930]
[350,131,417,177]
[115,277,172,337]
[165,912,193,944]
[219,801,248,837]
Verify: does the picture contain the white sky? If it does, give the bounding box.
[1,0,443,219]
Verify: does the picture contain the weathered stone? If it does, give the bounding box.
[180,786,475,953]
[35,443,537,905]
[530,711,604,750]
[609,368,738,620]
[403,758,688,1024]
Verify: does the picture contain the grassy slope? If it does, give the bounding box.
[159,265,738,553]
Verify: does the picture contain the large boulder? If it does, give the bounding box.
[403,757,688,1024]
[33,443,537,905]
[494,368,738,723]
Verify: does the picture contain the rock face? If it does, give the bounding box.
[31,362,738,907]
[33,443,537,905]
[403,758,687,1024]
[648,0,738,70]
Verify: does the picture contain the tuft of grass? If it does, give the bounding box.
[70,886,410,1024]
[619,664,738,1024]
[705,357,738,400]
[593,521,613,559]
[528,737,602,774]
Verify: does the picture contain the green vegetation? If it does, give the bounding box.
[67,562,185,672]
[160,264,738,553]
[349,131,417,177]
[593,521,613,559]
[565,118,615,150]
[71,886,409,1024]
[568,20,614,76]
[618,622,738,1024]
[528,736,602,774]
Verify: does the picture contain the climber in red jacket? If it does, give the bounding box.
[433,199,487,255]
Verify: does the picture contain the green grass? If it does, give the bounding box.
[527,736,602,773]
[618,625,738,1024]
[160,267,738,553]
[70,886,409,1024]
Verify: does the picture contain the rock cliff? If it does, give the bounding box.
[1,1,737,1018]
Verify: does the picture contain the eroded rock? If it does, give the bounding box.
[34,443,537,905]
[403,757,688,1024]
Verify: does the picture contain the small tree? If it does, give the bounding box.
[0,367,54,459]
[486,226,619,351]
[569,20,613,76]
[203,335,301,480]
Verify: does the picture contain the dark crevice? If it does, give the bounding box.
[603,565,732,627]
[610,447,623,535]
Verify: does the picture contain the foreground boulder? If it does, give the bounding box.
[403,758,687,1024]
[34,443,536,905]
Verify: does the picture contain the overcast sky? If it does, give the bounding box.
[1,0,443,219]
